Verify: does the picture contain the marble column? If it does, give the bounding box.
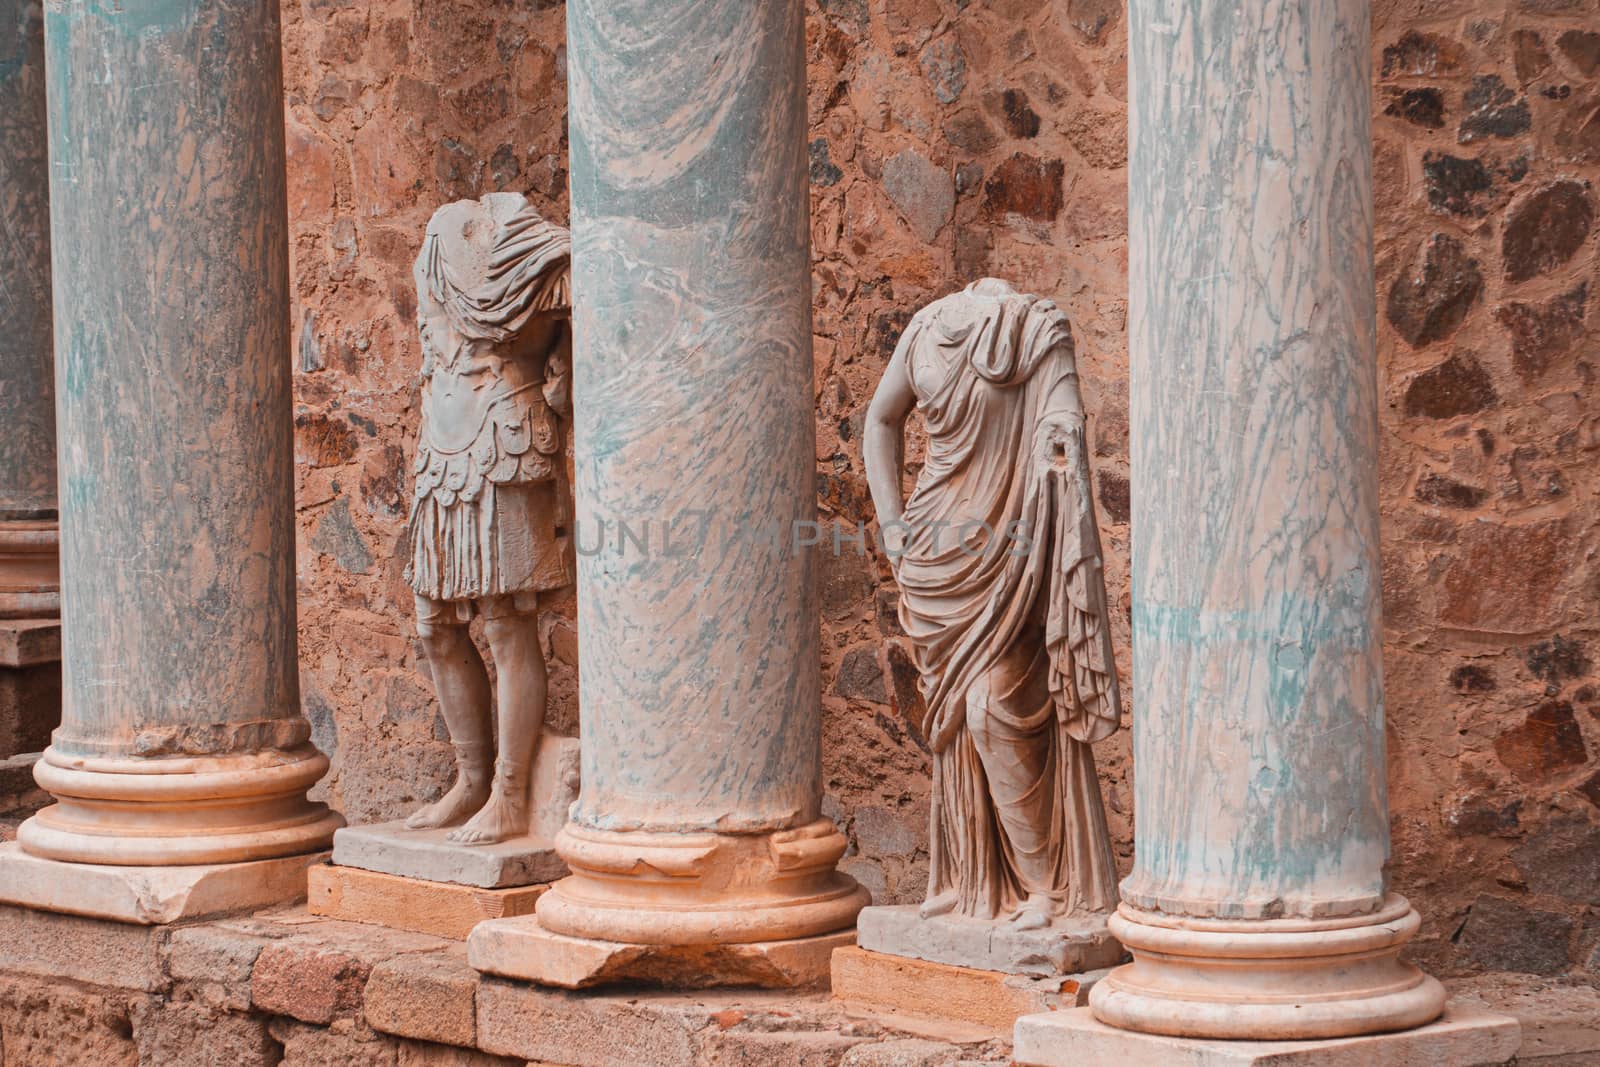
[1089,0,1447,1040]
[0,0,59,621]
[534,0,865,950]
[14,0,340,869]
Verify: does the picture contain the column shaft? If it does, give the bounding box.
[0,0,58,619]
[18,0,339,866]
[536,0,864,945]
[1090,0,1445,1039]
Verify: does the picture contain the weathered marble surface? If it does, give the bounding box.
[0,0,54,521]
[566,0,821,836]
[15,0,338,867]
[1122,0,1388,922]
[856,905,1125,978]
[43,0,307,758]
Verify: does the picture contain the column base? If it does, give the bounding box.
[0,840,327,924]
[1016,1005,1520,1067]
[469,911,850,989]
[0,518,58,619]
[1089,894,1447,1040]
[19,744,343,865]
[536,818,868,945]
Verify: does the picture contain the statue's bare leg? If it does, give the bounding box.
[407,612,494,829]
[449,609,546,845]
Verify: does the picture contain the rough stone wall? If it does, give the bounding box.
[282,0,1600,978]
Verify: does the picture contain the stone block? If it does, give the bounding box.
[166,922,271,1012]
[0,972,142,1066]
[130,1001,281,1067]
[396,1045,523,1067]
[251,940,376,1025]
[1448,974,1600,1064]
[309,862,546,940]
[1012,1005,1520,1067]
[0,660,58,757]
[474,977,700,1065]
[697,1028,870,1067]
[856,904,1125,976]
[0,842,325,924]
[0,618,61,667]
[839,1038,963,1066]
[468,913,851,990]
[364,949,479,1048]
[268,1018,403,1066]
[831,945,1088,1033]
[0,902,167,991]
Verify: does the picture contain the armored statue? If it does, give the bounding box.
[863,278,1122,928]
[403,193,573,846]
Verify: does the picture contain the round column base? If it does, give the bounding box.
[1089,894,1446,1040]
[0,518,59,619]
[537,818,869,946]
[19,744,343,866]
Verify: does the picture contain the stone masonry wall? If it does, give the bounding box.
[281,0,1600,979]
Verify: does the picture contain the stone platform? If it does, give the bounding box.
[468,912,853,989]
[0,842,325,924]
[857,903,1127,976]
[831,944,1100,1032]
[307,862,546,940]
[1014,1006,1521,1067]
[331,821,567,889]
[0,897,1584,1065]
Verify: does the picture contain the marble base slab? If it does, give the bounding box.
[857,904,1127,977]
[1014,1006,1521,1067]
[468,912,851,989]
[0,841,326,924]
[332,822,567,890]
[307,862,546,940]
[831,944,1099,1033]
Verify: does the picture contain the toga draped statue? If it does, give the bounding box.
[863,278,1122,929]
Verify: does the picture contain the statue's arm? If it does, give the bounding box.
[864,341,916,543]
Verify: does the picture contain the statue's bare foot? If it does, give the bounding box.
[405,776,490,830]
[919,891,959,919]
[1007,898,1052,931]
[446,789,525,846]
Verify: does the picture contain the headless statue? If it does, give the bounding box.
[403,193,573,846]
[863,279,1123,929]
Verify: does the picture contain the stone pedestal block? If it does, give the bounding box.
[1016,1006,1521,1067]
[0,842,325,924]
[831,945,1098,1033]
[0,619,60,758]
[308,864,546,941]
[469,913,849,990]
[856,904,1126,978]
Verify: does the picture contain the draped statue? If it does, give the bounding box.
[402,193,574,846]
[863,278,1122,929]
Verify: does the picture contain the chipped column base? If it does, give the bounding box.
[1014,1006,1521,1067]
[831,944,1104,1033]
[308,862,547,940]
[468,912,853,990]
[0,841,326,924]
